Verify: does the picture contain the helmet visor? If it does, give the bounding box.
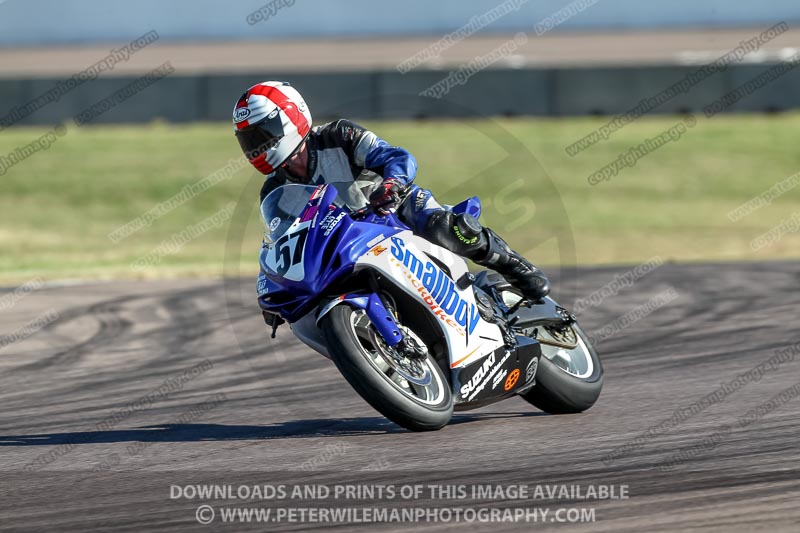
[235,114,284,160]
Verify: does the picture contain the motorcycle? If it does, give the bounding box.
[257,183,603,431]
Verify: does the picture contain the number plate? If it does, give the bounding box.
[265,220,310,281]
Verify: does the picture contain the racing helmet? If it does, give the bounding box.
[233,81,312,174]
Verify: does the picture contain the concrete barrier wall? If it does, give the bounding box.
[3,64,800,128]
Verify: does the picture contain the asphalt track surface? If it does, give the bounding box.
[1,261,799,531]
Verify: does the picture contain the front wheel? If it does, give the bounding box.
[321,304,453,431]
[520,323,603,414]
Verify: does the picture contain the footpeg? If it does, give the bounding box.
[457,272,476,290]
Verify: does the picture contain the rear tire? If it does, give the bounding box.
[521,324,603,414]
[321,304,453,431]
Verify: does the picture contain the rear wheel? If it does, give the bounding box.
[321,304,453,431]
[520,323,603,414]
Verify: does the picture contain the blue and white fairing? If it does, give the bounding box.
[354,233,505,369]
[257,183,404,322]
[256,183,507,388]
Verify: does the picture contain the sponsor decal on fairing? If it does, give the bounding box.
[389,237,481,336]
[464,350,511,400]
[367,234,386,247]
[319,212,346,236]
[460,351,496,397]
[504,368,521,391]
[492,368,508,390]
[369,244,388,257]
[525,358,539,382]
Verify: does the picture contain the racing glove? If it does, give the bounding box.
[368,178,404,215]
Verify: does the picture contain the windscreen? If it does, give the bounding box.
[259,184,319,244]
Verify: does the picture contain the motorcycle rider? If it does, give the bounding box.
[233,81,550,327]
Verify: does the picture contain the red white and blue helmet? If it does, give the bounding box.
[233,81,312,174]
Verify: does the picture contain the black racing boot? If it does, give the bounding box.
[472,228,550,301]
[425,211,551,301]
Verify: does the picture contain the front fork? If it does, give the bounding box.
[317,292,403,347]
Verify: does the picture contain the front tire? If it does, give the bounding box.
[520,323,603,414]
[321,304,453,431]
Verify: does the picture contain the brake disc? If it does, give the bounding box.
[369,326,432,386]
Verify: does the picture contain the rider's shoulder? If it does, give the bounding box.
[315,119,369,145]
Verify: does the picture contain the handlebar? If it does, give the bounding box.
[350,205,374,219]
[350,199,396,220]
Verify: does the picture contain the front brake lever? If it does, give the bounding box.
[351,206,371,219]
[350,198,396,220]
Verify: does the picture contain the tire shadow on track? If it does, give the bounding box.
[0,411,549,445]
